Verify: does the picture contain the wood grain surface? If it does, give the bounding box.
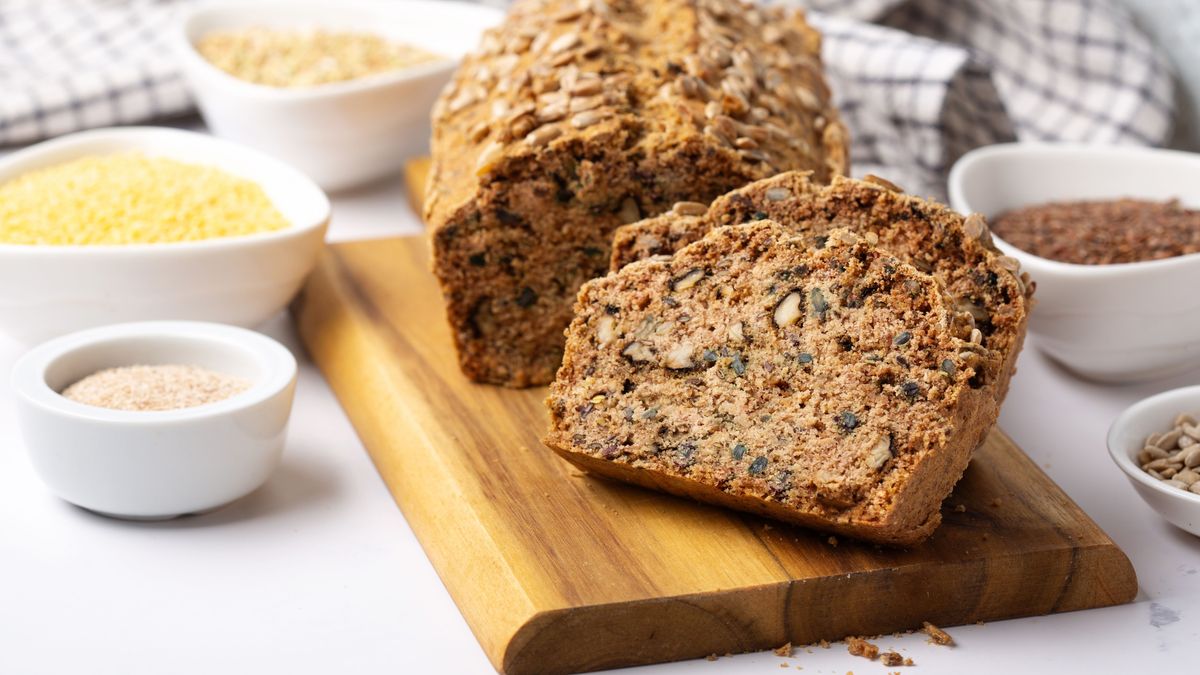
[403,157,431,213]
[292,234,1137,675]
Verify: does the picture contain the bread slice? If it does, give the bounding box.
[544,221,1000,545]
[610,173,1033,405]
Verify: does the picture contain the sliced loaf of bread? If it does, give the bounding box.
[544,221,1000,545]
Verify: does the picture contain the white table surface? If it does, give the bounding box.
[2,130,1199,675]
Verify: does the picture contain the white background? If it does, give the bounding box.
[2,133,1199,674]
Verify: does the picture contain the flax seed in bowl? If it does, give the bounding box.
[949,143,1200,383]
[989,198,1200,266]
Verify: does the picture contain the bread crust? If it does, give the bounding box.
[551,447,943,546]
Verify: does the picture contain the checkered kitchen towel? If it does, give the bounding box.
[0,0,194,147]
[0,0,1176,198]
[785,0,1177,196]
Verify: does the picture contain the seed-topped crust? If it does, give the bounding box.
[544,221,1000,545]
[610,172,1032,406]
[427,0,849,387]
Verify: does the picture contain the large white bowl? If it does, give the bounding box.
[948,143,1200,383]
[175,0,503,191]
[0,127,330,345]
[1108,385,1200,537]
[11,321,297,520]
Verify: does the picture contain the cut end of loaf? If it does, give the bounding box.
[426,0,850,387]
[544,221,1000,544]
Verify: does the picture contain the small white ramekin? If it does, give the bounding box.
[174,0,503,191]
[11,321,297,520]
[0,126,330,345]
[1108,385,1200,537]
[948,143,1200,383]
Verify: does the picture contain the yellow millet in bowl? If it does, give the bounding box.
[0,153,290,245]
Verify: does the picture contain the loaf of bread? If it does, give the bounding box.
[544,221,1000,545]
[610,173,1033,405]
[426,0,849,387]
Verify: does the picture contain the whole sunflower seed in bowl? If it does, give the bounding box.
[1137,413,1200,493]
[1108,386,1200,537]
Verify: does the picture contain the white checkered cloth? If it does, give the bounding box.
[0,0,193,147]
[783,0,1177,196]
[0,0,1176,198]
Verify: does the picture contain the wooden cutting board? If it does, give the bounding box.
[292,230,1137,674]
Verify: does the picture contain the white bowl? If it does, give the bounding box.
[11,321,297,520]
[0,126,330,345]
[175,0,503,191]
[1108,385,1200,537]
[948,143,1200,383]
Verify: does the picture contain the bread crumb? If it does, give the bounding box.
[923,621,955,646]
[952,504,966,513]
[827,536,838,547]
[774,642,793,657]
[846,637,879,660]
[705,654,718,661]
[779,664,789,669]
[819,639,830,649]
[880,651,905,666]
[905,658,914,666]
